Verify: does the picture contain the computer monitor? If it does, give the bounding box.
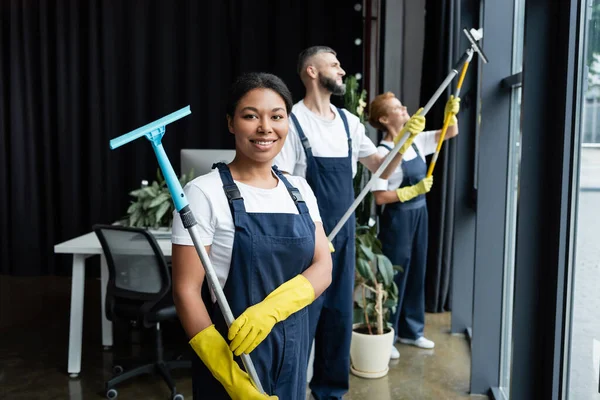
[180,149,236,178]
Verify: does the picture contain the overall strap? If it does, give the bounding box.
[411,143,423,159]
[336,107,352,158]
[271,165,310,215]
[379,142,419,155]
[379,143,393,152]
[290,113,313,159]
[379,143,421,157]
[212,162,246,215]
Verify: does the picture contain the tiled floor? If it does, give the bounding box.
[0,275,478,399]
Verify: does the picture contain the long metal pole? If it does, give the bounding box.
[427,48,474,177]
[327,49,470,243]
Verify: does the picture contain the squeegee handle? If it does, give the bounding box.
[152,142,189,211]
[427,49,473,178]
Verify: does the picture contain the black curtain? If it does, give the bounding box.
[420,0,456,313]
[0,0,363,276]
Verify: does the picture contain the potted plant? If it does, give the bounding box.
[344,75,401,378]
[121,168,195,230]
[350,223,399,378]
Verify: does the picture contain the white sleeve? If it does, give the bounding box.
[292,177,322,223]
[273,121,301,174]
[415,130,439,157]
[372,178,390,192]
[171,183,216,246]
[356,122,378,158]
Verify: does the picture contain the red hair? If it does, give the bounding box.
[368,92,395,130]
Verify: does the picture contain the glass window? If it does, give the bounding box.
[498,0,525,398]
[567,1,600,399]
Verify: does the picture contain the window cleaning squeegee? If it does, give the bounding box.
[427,28,488,177]
[109,106,266,394]
[327,27,488,246]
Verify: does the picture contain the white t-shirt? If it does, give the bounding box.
[372,130,438,191]
[171,168,322,296]
[272,100,378,178]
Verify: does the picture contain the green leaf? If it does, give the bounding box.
[371,236,383,253]
[356,234,369,248]
[356,258,372,281]
[154,201,171,225]
[127,202,140,214]
[383,298,397,311]
[146,213,156,228]
[129,189,143,197]
[365,261,377,285]
[359,244,375,261]
[142,187,156,197]
[376,254,394,287]
[353,287,365,308]
[148,192,171,208]
[143,198,155,210]
[390,281,398,298]
[386,304,397,316]
[353,308,366,324]
[129,209,142,226]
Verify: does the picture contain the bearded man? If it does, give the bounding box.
[273,46,426,400]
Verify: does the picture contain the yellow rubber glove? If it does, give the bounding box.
[228,275,315,356]
[394,108,426,154]
[189,325,277,399]
[444,95,460,126]
[395,176,434,202]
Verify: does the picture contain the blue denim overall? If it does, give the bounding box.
[290,108,354,400]
[192,163,315,399]
[378,143,428,340]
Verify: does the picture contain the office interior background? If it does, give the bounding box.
[1,0,599,399]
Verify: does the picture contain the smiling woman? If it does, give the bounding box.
[226,86,290,168]
[170,72,333,400]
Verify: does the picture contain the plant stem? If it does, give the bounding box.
[362,284,372,335]
[376,283,384,335]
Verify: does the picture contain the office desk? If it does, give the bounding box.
[54,231,172,377]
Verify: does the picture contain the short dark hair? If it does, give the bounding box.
[297,46,337,75]
[226,72,293,117]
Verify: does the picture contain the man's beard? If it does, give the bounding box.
[319,75,346,96]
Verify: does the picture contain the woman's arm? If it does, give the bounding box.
[434,119,459,142]
[176,242,277,398]
[373,190,401,206]
[301,222,333,298]
[360,151,404,180]
[226,221,332,356]
[171,243,213,339]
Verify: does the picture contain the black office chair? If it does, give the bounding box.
[93,224,190,400]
